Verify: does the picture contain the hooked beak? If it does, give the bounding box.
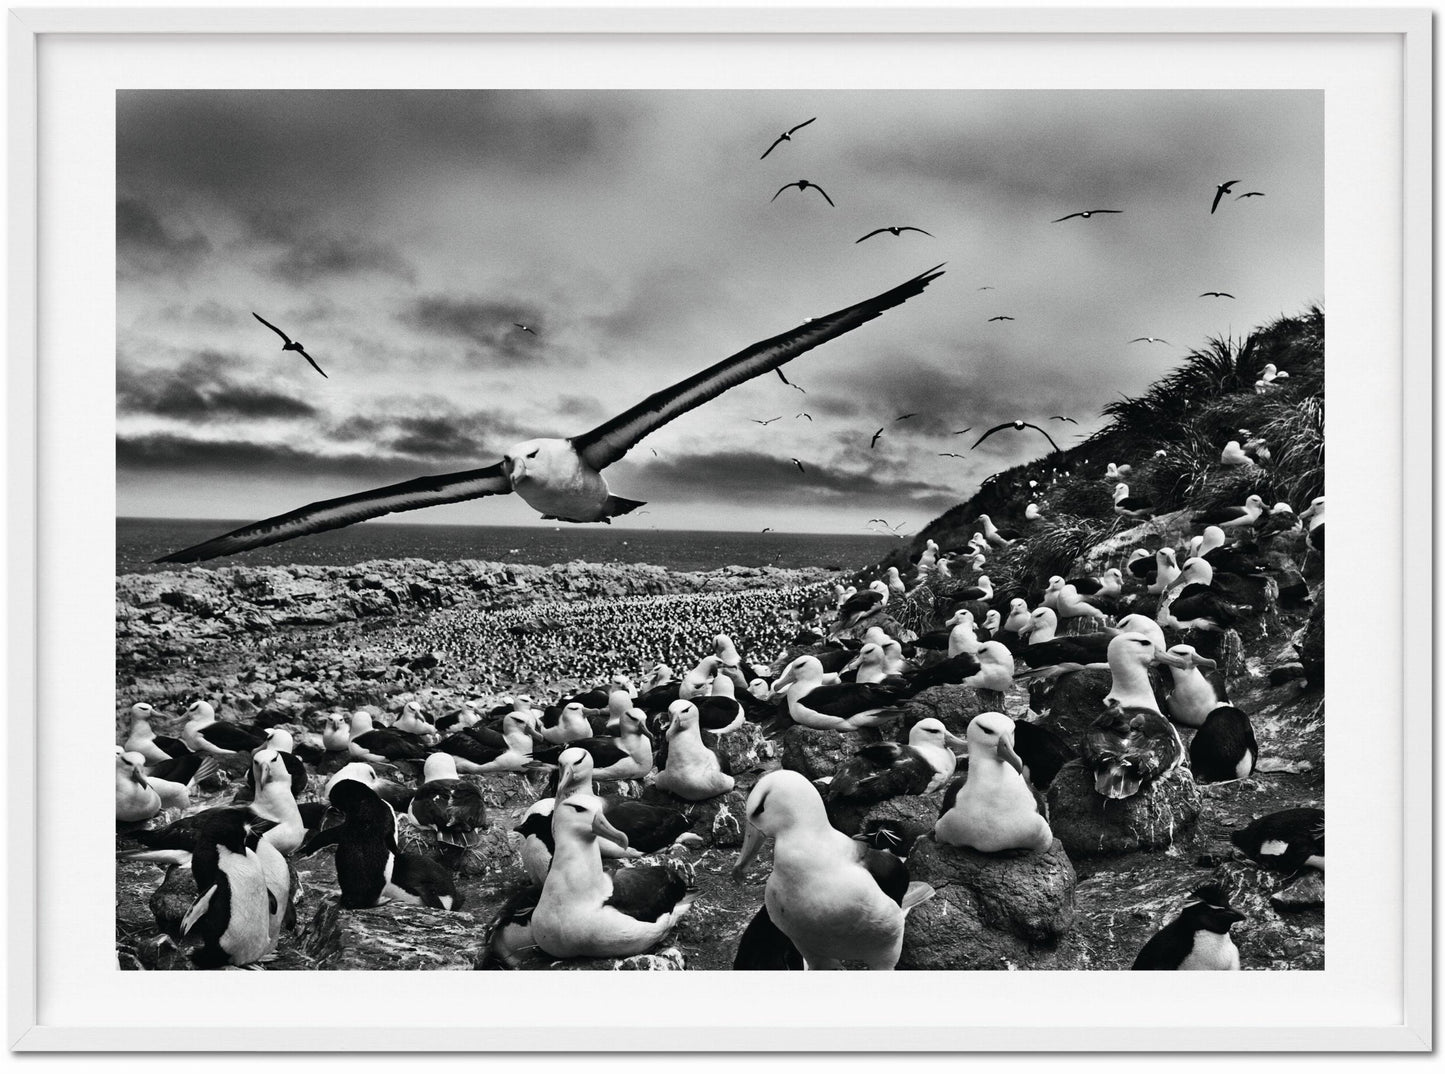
[1151,648,1191,669]
[591,810,628,849]
[733,822,765,877]
[996,736,1025,775]
[943,730,968,751]
[1190,654,1218,672]
[841,654,862,673]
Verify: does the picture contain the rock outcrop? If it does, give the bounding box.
[898,836,1077,970]
[1045,762,1202,859]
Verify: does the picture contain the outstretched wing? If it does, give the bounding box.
[770,183,796,202]
[855,228,888,244]
[155,463,511,563]
[1022,422,1064,453]
[899,227,933,237]
[1051,212,1083,223]
[297,348,328,379]
[811,185,836,207]
[970,422,1017,450]
[571,265,945,471]
[787,116,818,137]
[759,135,787,160]
[252,312,291,344]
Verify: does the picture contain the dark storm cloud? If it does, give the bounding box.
[398,296,547,363]
[118,356,317,422]
[117,433,433,485]
[627,450,957,509]
[388,416,485,459]
[116,198,212,273]
[326,403,534,461]
[116,91,620,207]
[268,233,414,285]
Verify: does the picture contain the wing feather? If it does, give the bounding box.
[570,266,944,472]
[970,422,1016,450]
[155,463,510,563]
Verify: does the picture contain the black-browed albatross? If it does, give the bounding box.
[158,265,944,563]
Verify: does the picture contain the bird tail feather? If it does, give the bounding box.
[603,496,647,519]
[901,882,936,914]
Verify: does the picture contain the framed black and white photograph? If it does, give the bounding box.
[6,3,1431,1052]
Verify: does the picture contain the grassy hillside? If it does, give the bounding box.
[864,304,1323,610]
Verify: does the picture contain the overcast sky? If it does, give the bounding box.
[117,89,1321,535]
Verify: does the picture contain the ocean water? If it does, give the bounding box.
[118,518,898,576]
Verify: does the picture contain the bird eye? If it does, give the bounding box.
[527,450,539,459]
[568,803,587,814]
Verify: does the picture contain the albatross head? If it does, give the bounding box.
[503,438,574,487]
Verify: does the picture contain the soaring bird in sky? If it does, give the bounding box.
[938,452,965,459]
[751,416,783,426]
[988,315,1015,322]
[952,427,973,435]
[252,312,327,378]
[1236,191,1265,200]
[790,458,807,474]
[513,322,537,335]
[1050,415,1078,424]
[796,413,813,421]
[895,413,918,422]
[971,420,1063,454]
[759,117,816,159]
[1051,209,1122,223]
[1129,336,1171,344]
[772,180,835,207]
[1200,291,1236,299]
[157,266,944,563]
[855,226,933,243]
[1210,180,1241,213]
[870,428,885,449]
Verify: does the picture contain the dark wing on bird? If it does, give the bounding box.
[870,428,884,448]
[251,312,292,344]
[155,463,511,563]
[1050,416,1077,424]
[811,184,835,207]
[791,458,806,473]
[855,228,889,243]
[1051,212,1085,223]
[606,865,689,923]
[899,227,933,237]
[733,903,804,970]
[787,117,817,136]
[295,347,328,379]
[774,367,791,386]
[1210,181,1239,214]
[971,422,1021,450]
[770,182,798,201]
[571,265,944,472]
[1020,422,1064,453]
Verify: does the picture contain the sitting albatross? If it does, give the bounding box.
[157,266,944,563]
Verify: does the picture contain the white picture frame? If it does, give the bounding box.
[6,3,1432,1052]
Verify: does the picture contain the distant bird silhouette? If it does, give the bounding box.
[856,226,933,244]
[1210,180,1240,213]
[895,413,917,422]
[1236,191,1265,200]
[976,286,995,291]
[649,448,658,457]
[774,368,792,387]
[987,315,1015,322]
[938,452,965,459]
[513,322,537,335]
[1052,210,1121,223]
[790,458,806,474]
[870,428,884,449]
[952,427,973,435]
[1200,291,1235,299]
[1050,416,1078,424]
[868,518,909,537]
[761,527,775,533]
[972,420,1062,454]
[772,180,834,207]
[760,117,816,160]
[1129,336,1171,344]
[796,412,813,421]
[751,416,783,426]
[252,313,327,378]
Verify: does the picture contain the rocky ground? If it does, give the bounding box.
[115,546,1322,973]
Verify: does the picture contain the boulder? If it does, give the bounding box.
[299,895,483,970]
[149,863,199,936]
[842,793,941,847]
[715,721,772,774]
[1044,762,1201,859]
[780,726,854,781]
[1034,668,1111,741]
[895,684,988,736]
[1269,870,1325,913]
[898,836,1076,970]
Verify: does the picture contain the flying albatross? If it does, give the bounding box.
[157,265,945,563]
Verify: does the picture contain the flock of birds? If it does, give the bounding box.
[124,112,1316,974]
[118,426,1322,970]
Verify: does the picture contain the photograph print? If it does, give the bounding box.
[115,89,1324,973]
